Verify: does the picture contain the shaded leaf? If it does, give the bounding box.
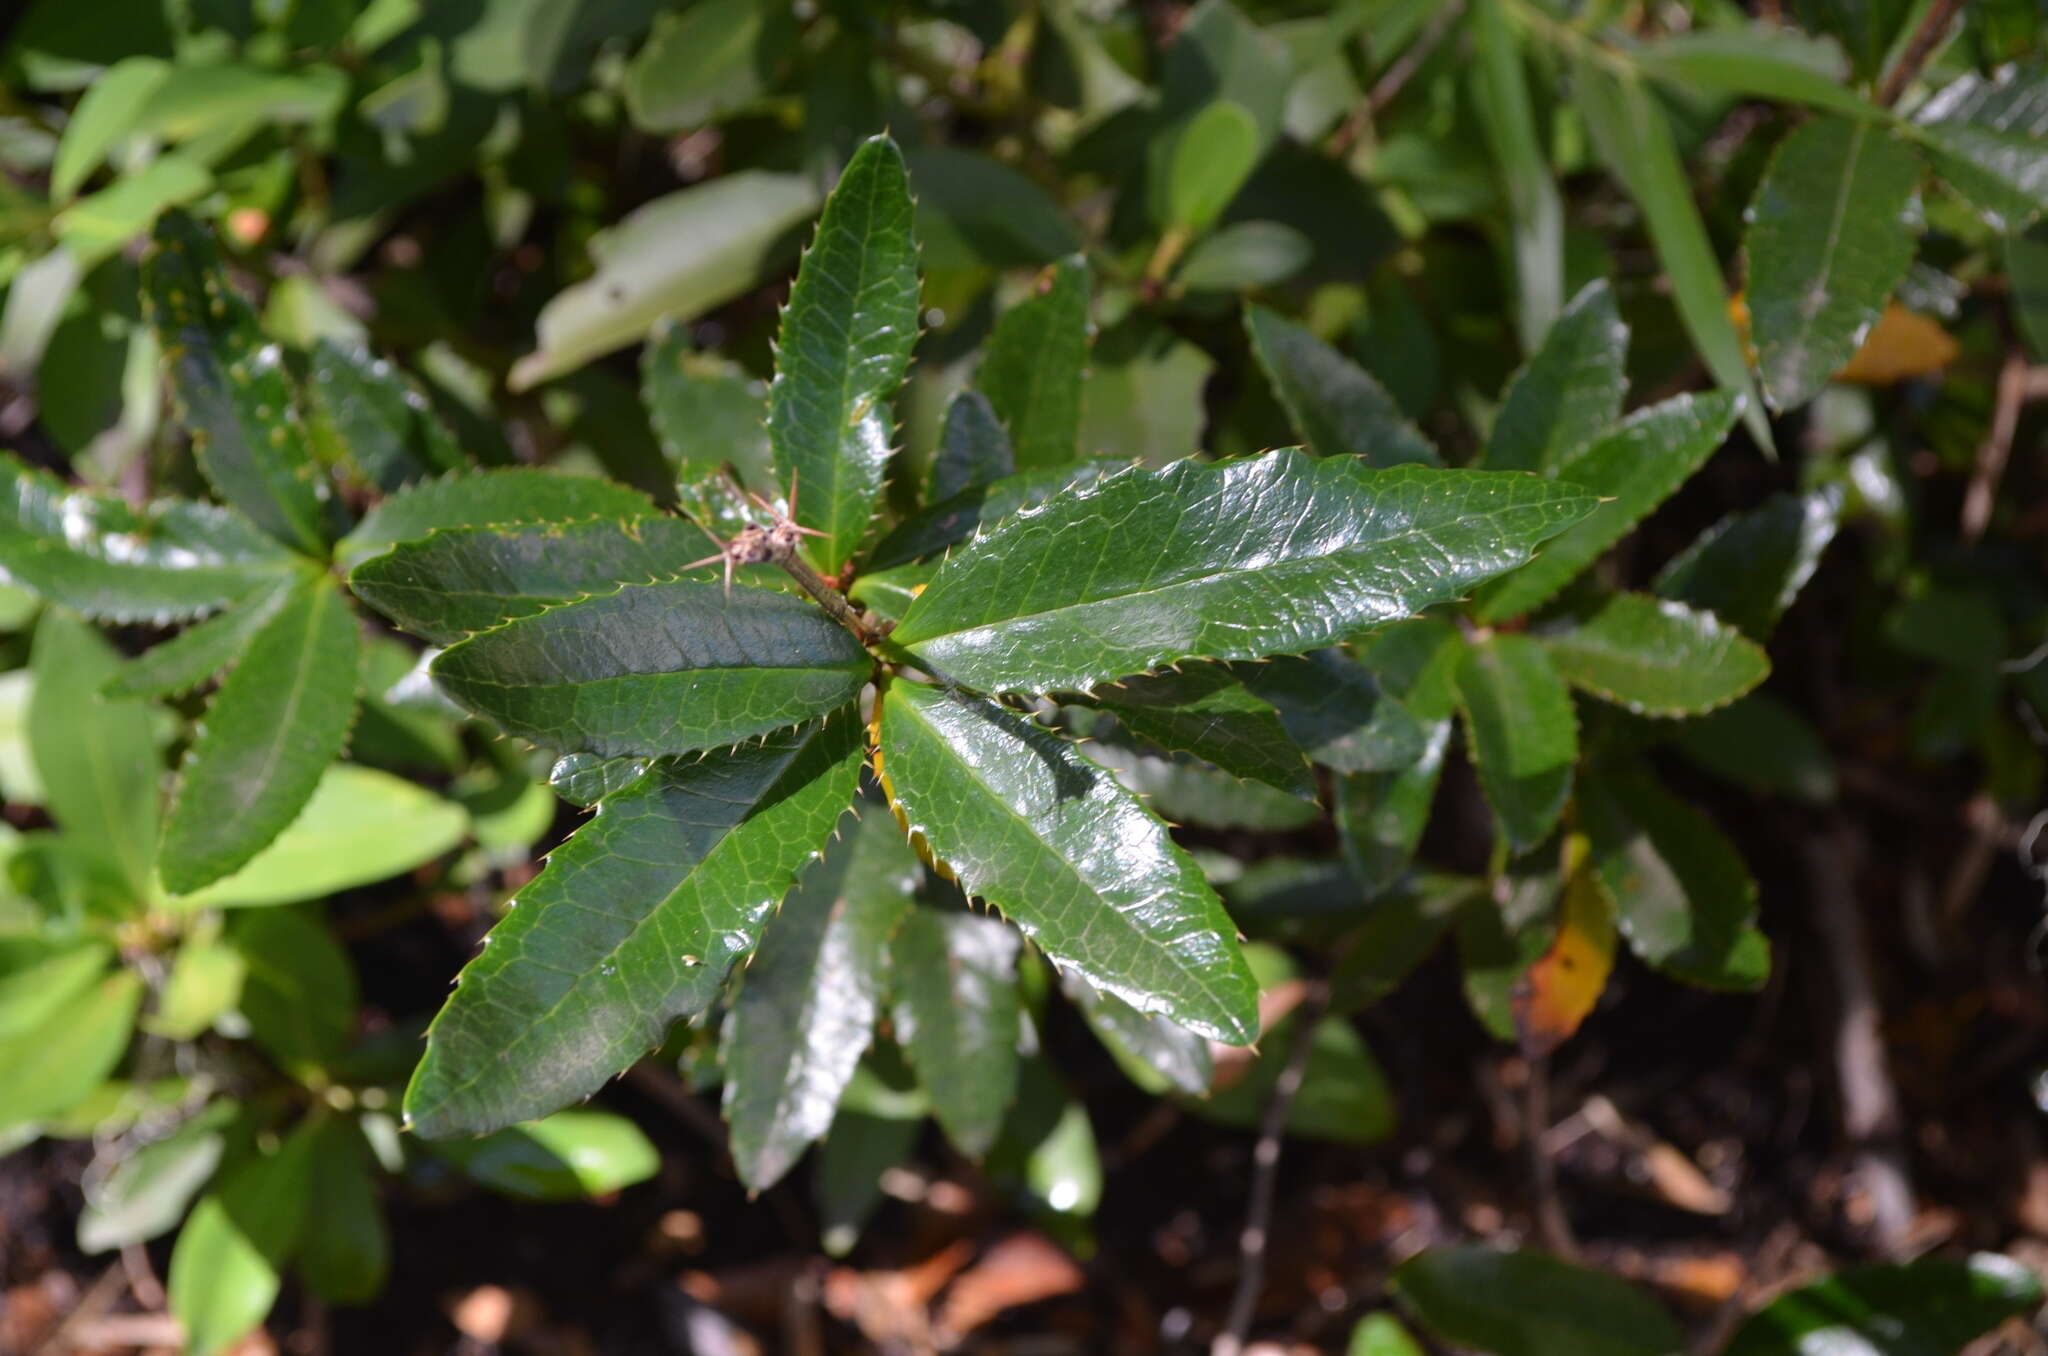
[1746,118,1922,410]
[1069,978,1213,1097]
[1574,62,1769,450]
[979,256,1091,471]
[170,765,468,910]
[890,908,1023,1157]
[863,457,1126,572]
[1238,650,1429,775]
[1675,693,1836,803]
[2010,221,2048,362]
[723,810,916,1190]
[1245,306,1438,466]
[1486,280,1628,474]
[926,389,1015,504]
[232,909,357,1074]
[1457,632,1576,853]
[642,326,772,489]
[1475,392,1741,623]
[1199,1001,1395,1143]
[405,712,862,1136]
[1395,1245,1684,1356]
[1654,488,1841,641]
[430,579,869,758]
[1538,594,1769,717]
[336,468,655,572]
[906,147,1084,272]
[896,450,1596,694]
[511,172,818,390]
[1725,1253,2042,1356]
[816,1107,921,1257]
[299,1118,388,1305]
[1329,880,1468,1012]
[622,0,795,131]
[1083,730,1321,832]
[307,340,468,492]
[427,1109,660,1201]
[1579,770,1768,992]
[1086,666,1313,797]
[349,515,717,645]
[143,212,331,555]
[1337,620,1466,894]
[0,454,298,624]
[161,578,361,895]
[769,135,920,575]
[876,680,1258,1044]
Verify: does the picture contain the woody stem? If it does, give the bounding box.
[778,552,869,640]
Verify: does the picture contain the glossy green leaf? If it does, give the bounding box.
[511,172,818,390]
[623,0,794,131]
[429,1109,660,1201]
[349,516,717,645]
[232,909,358,1074]
[1337,620,1466,894]
[1653,488,1841,640]
[1574,62,1769,451]
[890,908,1022,1157]
[1086,666,1313,797]
[1725,1253,2042,1356]
[863,457,1126,573]
[768,135,920,575]
[143,212,332,555]
[1580,770,1768,992]
[299,1118,388,1305]
[335,468,655,572]
[77,1103,233,1254]
[1457,632,1576,853]
[430,580,869,758]
[405,712,862,1136]
[896,450,1596,694]
[1633,27,1878,119]
[1538,594,1769,717]
[642,325,773,489]
[926,389,1015,504]
[170,765,468,909]
[0,970,140,1130]
[1470,0,1563,351]
[161,578,361,895]
[1485,280,1628,474]
[1069,978,1213,1097]
[1475,392,1741,623]
[1911,70,2048,231]
[722,810,916,1191]
[1395,1245,1684,1356]
[102,580,293,700]
[307,340,467,492]
[1675,693,1836,803]
[0,454,298,624]
[980,256,1091,472]
[1245,306,1438,466]
[28,610,161,901]
[876,680,1257,1043]
[1746,118,1922,411]
[548,752,652,808]
[167,1121,317,1356]
[1238,650,1429,775]
[49,56,170,200]
[1166,100,1260,232]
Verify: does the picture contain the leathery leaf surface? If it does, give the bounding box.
[405,710,864,1136]
[430,579,870,758]
[892,449,1597,695]
[875,679,1258,1044]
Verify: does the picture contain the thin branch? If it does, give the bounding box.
[1961,349,2030,546]
[1526,1051,1578,1258]
[1212,980,1328,1356]
[1874,0,1964,109]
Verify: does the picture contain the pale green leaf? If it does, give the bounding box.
[77,1102,233,1253]
[1538,594,1770,717]
[429,1109,661,1201]
[1166,101,1261,232]
[167,1122,317,1356]
[28,610,160,900]
[622,0,794,131]
[980,256,1091,472]
[0,970,139,1131]
[642,325,773,489]
[1470,0,1563,351]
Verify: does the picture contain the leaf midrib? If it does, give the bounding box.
[1780,120,1869,363]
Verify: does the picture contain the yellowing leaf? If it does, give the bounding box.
[1833,303,1959,384]
[1511,835,1616,1056]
